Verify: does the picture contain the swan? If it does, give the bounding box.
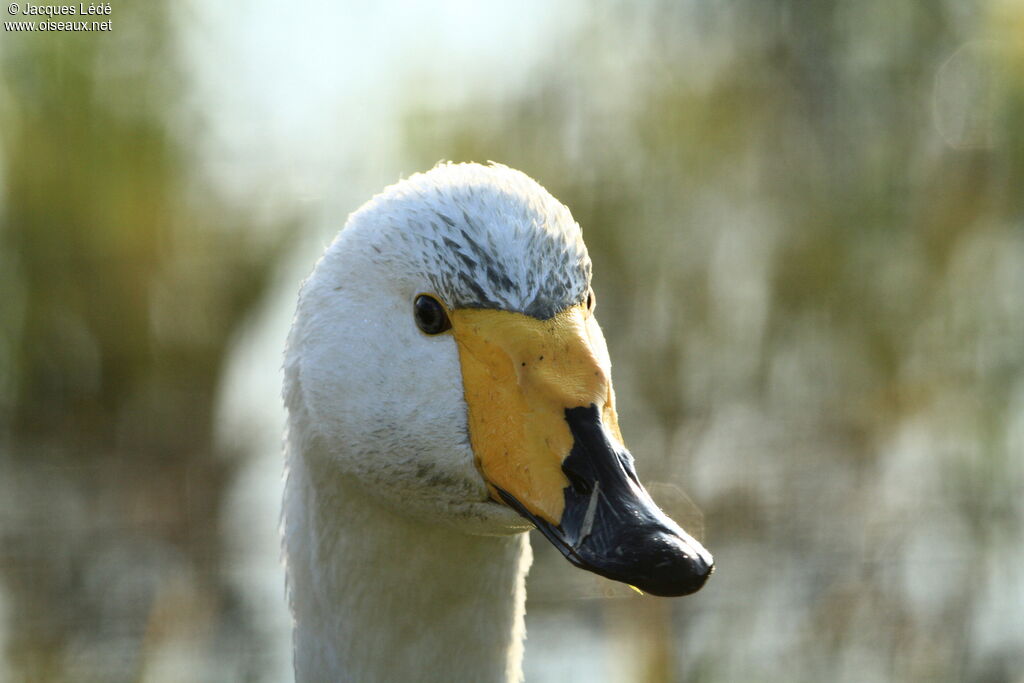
[282,162,713,682]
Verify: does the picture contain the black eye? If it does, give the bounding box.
[586,289,595,312]
[413,294,451,335]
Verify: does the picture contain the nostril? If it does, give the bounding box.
[563,466,592,496]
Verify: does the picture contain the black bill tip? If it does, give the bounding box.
[495,404,714,598]
[580,528,714,597]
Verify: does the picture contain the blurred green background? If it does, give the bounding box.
[1,1,1023,681]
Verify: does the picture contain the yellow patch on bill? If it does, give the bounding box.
[450,304,618,525]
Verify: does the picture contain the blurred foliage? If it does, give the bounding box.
[0,3,285,680]
[0,5,281,449]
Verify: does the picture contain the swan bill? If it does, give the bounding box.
[450,305,714,597]
[495,405,713,597]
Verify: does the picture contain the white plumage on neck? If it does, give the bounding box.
[284,429,532,682]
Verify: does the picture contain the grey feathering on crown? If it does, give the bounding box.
[347,162,592,320]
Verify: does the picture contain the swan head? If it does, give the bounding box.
[285,162,712,596]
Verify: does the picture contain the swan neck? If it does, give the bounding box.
[285,449,531,683]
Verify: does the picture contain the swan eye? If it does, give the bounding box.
[413,294,451,335]
[585,289,595,313]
